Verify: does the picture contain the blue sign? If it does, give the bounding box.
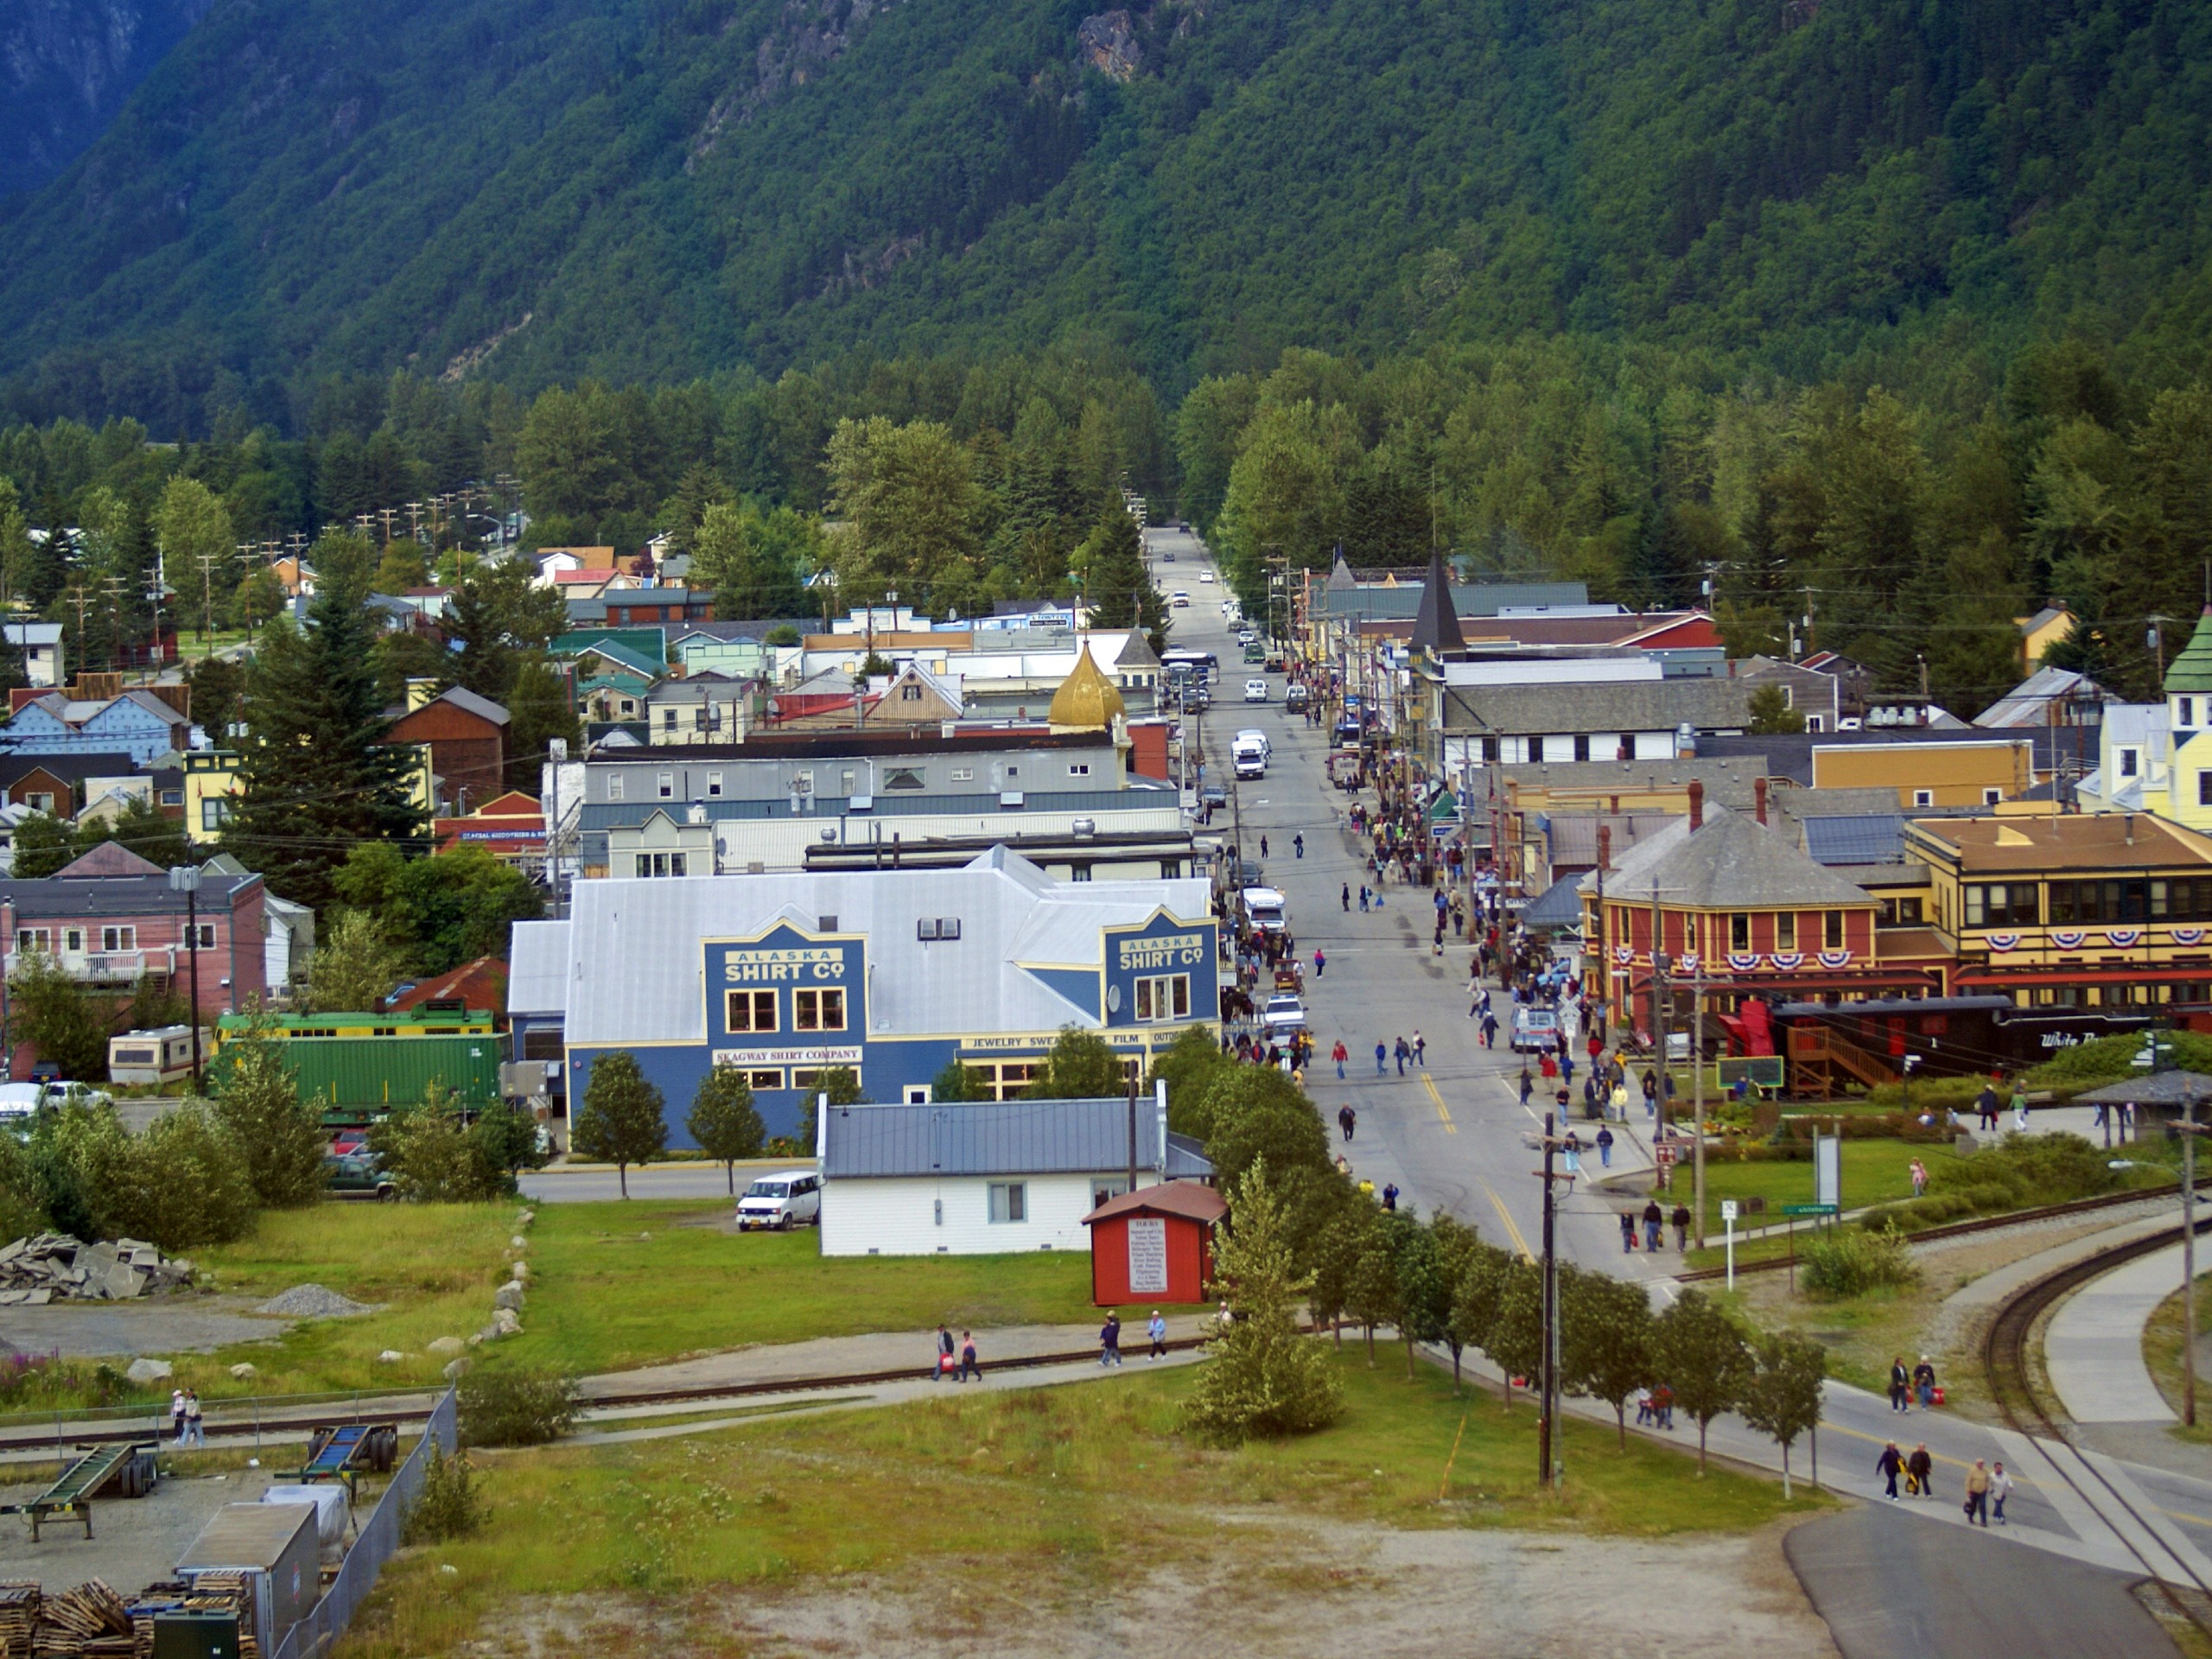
[1101,910,1217,1029]
[703,924,867,1069]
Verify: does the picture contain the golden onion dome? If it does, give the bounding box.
[1047,647,1126,730]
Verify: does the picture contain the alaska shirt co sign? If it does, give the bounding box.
[705,926,867,1068]
[1101,912,1217,1027]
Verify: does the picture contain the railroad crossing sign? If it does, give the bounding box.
[1781,1203,1839,1217]
[1719,1200,1739,1222]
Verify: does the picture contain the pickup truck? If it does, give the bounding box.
[0,1080,113,1116]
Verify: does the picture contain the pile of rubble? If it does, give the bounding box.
[0,1235,194,1305]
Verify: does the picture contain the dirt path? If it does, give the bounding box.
[483,1516,1837,1658]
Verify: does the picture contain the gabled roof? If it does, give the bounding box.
[822,1096,1211,1181]
[1974,666,2109,728]
[1083,1179,1226,1226]
[1578,806,1875,909]
[56,841,164,878]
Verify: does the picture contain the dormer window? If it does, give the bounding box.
[2182,697,2196,728]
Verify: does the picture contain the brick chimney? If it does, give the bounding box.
[1688,778,1705,831]
[1754,776,1768,826]
[1597,823,1612,872]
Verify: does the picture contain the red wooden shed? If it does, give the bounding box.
[1081,1181,1227,1306]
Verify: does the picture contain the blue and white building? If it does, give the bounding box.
[509,848,1218,1145]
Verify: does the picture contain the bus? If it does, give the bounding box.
[1161,650,1220,686]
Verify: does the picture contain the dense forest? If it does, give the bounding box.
[1,0,2209,718]
[0,0,2209,432]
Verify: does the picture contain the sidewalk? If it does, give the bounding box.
[2046,1243,2183,1425]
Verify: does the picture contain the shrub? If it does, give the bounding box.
[458,1366,579,1447]
[34,1101,257,1250]
[367,1085,516,1203]
[1801,1224,1920,1299]
[403,1446,485,1543]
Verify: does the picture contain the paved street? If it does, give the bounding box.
[522,1160,788,1204]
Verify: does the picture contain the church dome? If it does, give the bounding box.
[1048,647,1126,729]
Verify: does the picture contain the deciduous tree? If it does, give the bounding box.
[572,1052,668,1198]
[1738,1331,1827,1497]
[1652,1289,1753,1473]
[687,1064,766,1194]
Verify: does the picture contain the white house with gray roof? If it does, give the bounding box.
[817,1091,1211,1256]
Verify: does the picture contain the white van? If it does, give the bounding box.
[1234,728,1272,760]
[1232,735,1267,779]
[736,1170,823,1230]
[1242,886,1287,932]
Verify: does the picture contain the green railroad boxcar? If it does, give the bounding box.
[209,1029,505,1125]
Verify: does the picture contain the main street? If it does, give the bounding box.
[1149,524,1660,1283]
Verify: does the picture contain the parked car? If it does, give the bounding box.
[737,1170,823,1230]
[1285,684,1311,713]
[1261,994,1309,1037]
[1243,678,1269,702]
[1511,1007,1561,1053]
[1199,571,1215,582]
[325,1150,397,1201]
[1198,784,1228,809]
[1171,591,1192,607]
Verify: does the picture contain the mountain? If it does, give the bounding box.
[2,0,2209,432]
[0,0,213,200]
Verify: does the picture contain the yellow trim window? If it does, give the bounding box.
[794,988,846,1032]
[727,989,777,1033]
[1135,975,1190,1022]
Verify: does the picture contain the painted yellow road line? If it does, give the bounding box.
[1421,1071,1456,1133]
[1483,1180,1533,1262]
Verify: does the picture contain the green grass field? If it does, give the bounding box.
[1649,1139,1963,1240]
[336,1351,1826,1657]
[501,1201,1117,1376]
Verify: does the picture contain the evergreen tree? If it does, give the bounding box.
[505,657,582,796]
[1079,504,1168,652]
[221,533,424,909]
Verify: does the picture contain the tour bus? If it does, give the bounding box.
[1162,650,1220,686]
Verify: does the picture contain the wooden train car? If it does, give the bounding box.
[1738,995,2155,1098]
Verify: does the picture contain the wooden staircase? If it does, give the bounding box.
[1786,1026,1897,1099]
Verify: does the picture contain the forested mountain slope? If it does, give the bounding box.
[1,0,2209,431]
[0,0,213,199]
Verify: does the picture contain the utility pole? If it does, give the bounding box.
[1649,879,1669,1138]
[1539,1106,1558,1490]
[1693,959,1707,1249]
[169,866,203,1091]
[2183,1080,2199,1427]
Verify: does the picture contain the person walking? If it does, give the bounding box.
[1394,1036,1410,1076]
[1596,1124,1615,1168]
[1343,882,1351,912]
[1671,1200,1692,1251]
[1642,1070,1658,1120]
[1620,1210,1637,1253]
[1907,1443,1933,1497]
[1909,1158,1929,1198]
[1313,948,1326,979]
[1332,1039,1349,1080]
[1913,1355,1936,1408]
[171,1389,188,1446]
[934,1323,957,1381]
[2012,1087,2030,1133]
[1889,1357,1910,1413]
[1376,1039,1389,1077]
[1412,1029,1426,1067]
[1974,1082,1999,1132]
[1359,886,1370,912]
[1642,1198,1664,1252]
[1260,835,1269,858]
[1482,1011,1499,1049]
[1560,1131,1582,1177]
[1611,1078,1630,1121]
[1338,1103,1357,1142]
[184,1389,203,1447]
[1876,1441,1904,1501]
[1990,1461,2013,1524]
[1099,1312,1124,1367]
[1147,1310,1168,1360]
[1652,1383,1675,1429]
[1217,1300,1235,1336]
[1294,833,1304,859]
[957,1332,981,1382]
[1519,1069,1535,1107]
[1381,1181,1400,1211]
[1964,1459,1991,1526]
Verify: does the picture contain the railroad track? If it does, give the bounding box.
[1674,1177,2209,1284]
[0,1336,1218,1460]
[1980,1212,2212,1628]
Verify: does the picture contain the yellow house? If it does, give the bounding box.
[2079,609,2212,836]
[2015,604,2076,669]
[182,750,242,844]
[1809,737,2034,809]
[1905,812,2212,1009]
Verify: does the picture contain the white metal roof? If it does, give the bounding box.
[554,849,1210,1046]
[507,919,571,1018]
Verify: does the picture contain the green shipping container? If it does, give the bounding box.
[213,1033,505,1123]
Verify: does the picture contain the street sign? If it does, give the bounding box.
[1781,1203,1838,1217]
[1719,1200,1739,1222]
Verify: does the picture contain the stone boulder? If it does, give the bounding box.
[493,1281,525,1312]
[442,1357,472,1381]
[228,1362,257,1382]
[426,1336,467,1357]
[125,1357,173,1386]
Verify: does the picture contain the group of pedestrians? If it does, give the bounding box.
[1887,1354,1940,1410]
[168,1387,205,1446]
[1619,1198,1692,1252]
[1874,1441,2011,1523]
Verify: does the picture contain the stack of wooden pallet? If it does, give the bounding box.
[0,1583,40,1659]
[29,1580,130,1657]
